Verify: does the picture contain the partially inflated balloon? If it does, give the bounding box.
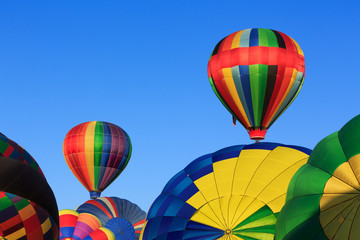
[63,121,132,199]
[76,197,146,240]
[59,209,115,240]
[208,28,305,140]
[0,134,59,239]
[276,114,360,240]
[0,192,58,239]
[140,143,310,240]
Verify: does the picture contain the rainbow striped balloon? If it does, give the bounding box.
[63,121,132,199]
[59,210,115,240]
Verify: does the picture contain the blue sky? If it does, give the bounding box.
[0,0,359,213]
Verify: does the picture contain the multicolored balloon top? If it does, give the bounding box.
[208,28,305,140]
[63,121,132,199]
[276,114,360,240]
[59,209,115,240]
[0,192,58,240]
[0,134,59,240]
[0,133,44,177]
[76,197,146,240]
[140,142,311,240]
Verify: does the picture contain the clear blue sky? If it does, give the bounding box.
[0,0,359,213]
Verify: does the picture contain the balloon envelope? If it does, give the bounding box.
[0,133,44,177]
[276,114,360,240]
[140,143,311,240]
[0,192,58,240]
[59,209,115,240]
[63,121,132,198]
[0,134,59,239]
[208,28,305,140]
[76,197,146,240]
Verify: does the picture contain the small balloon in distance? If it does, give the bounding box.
[63,121,132,199]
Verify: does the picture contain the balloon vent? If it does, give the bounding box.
[248,129,267,140]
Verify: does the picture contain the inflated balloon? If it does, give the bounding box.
[208,28,305,140]
[63,121,132,199]
[0,133,44,177]
[76,197,146,240]
[0,134,59,239]
[140,143,311,240]
[0,192,58,240]
[59,209,115,240]
[276,114,360,240]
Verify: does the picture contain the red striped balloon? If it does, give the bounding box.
[208,28,305,140]
[63,121,132,199]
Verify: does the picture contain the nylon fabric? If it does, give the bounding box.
[141,143,310,240]
[276,114,360,240]
[208,28,305,140]
[63,121,132,198]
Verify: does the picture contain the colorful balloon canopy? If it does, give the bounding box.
[76,197,146,240]
[0,192,58,240]
[276,114,360,240]
[0,133,44,177]
[0,134,59,239]
[140,143,311,240]
[207,28,305,140]
[63,121,132,199]
[59,209,115,240]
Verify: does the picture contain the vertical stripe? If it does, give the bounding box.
[99,124,123,190]
[239,29,251,47]
[289,36,304,55]
[75,122,92,191]
[97,122,111,190]
[113,127,126,171]
[119,131,131,172]
[264,32,300,127]
[85,122,96,191]
[221,31,238,52]
[222,68,251,128]
[239,65,254,126]
[101,198,117,218]
[231,66,253,127]
[217,68,250,128]
[249,28,259,47]
[249,64,268,127]
[211,38,225,56]
[208,75,239,125]
[264,29,278,47]
[231,30,244,49]
[93,122,103,190]
[263,67,293,127]
[258,28,269,47]
[261,64,285,127]
[272,30,286,49]
[261,65,277,126]
[268,70,304,127]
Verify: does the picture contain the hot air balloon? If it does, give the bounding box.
[63,121,132,199]
[0,134,59,239]
[76,197,146,240]
[276,114,360,240]
[0,133,44,177]
[59,209,115,240]
[140,143,311,240]
[208,28,305,140]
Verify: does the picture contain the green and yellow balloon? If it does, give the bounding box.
[276,114,360,240]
